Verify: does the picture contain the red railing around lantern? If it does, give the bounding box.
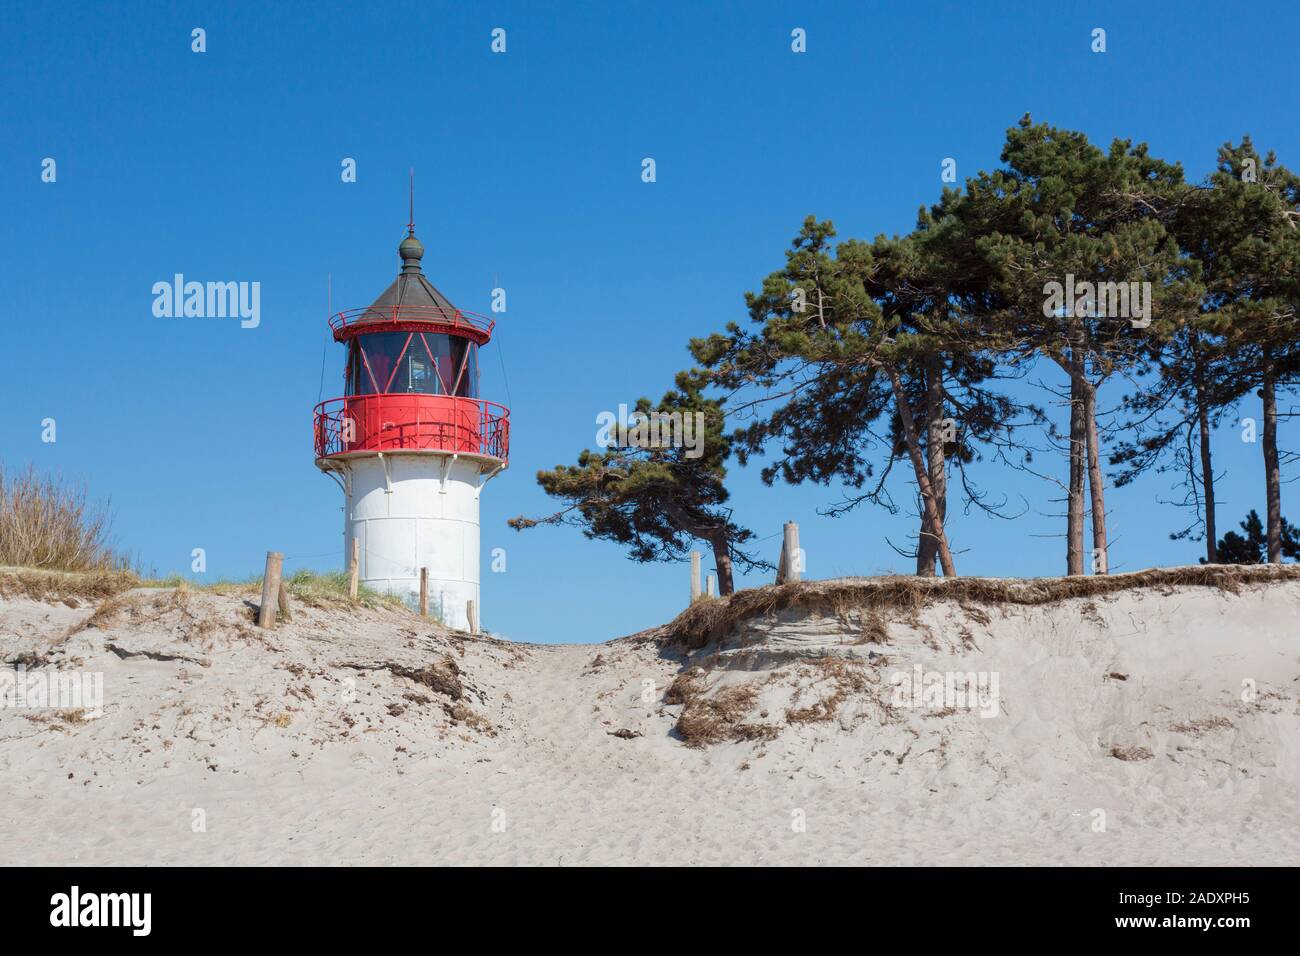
[313,394,510,464]
[328,304,495,344]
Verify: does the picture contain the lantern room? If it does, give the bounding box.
[313,231,508,462]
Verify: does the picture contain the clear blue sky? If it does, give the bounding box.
[3,1,1297,642]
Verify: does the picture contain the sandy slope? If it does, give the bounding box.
[2,571,1298,866]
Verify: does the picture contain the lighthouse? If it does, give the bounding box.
[313,224,509,629]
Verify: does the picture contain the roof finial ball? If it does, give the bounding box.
[399,232,424,273]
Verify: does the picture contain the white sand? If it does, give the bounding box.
[2,574,1298,865]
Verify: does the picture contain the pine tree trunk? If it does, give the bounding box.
[1191,331,1217,564]
[1196,383,1217,564]
[661,500,737,596]
[706,528,735,596]
[886,365,956,576]
[1066,349,1087,575]
[1082,379,1109,574]
[916,358,946,577]
[1262,354,1282,563]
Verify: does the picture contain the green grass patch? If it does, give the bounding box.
[281,569,409,611]
[142,568,409,611]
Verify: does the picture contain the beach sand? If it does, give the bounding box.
[2,569,1298,865]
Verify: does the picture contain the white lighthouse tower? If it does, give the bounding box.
[313,224,509,628]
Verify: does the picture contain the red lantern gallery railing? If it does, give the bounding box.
[328,305,495,344]
[313,394,510,463]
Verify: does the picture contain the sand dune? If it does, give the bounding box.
[2,567,1298,865]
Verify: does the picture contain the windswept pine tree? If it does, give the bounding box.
[691,218,1037,576]
[689,220,909,556]
[1174,139,1300,563]
[878,206,1043,574]
[1106,146,1263,564]
[507,373,763,594]
[932,117,1200,574]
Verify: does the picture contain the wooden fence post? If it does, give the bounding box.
[277,579,293,623]
[258,552,283,629]
[690,551,702,604]
[419,568,429,616]
[467,599,479,635]
[783,521,801,583]
[348,537,360,600]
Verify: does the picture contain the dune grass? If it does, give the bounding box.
[140,568,409,611]
[278,568,409,611]
[1,564,410,612]
[663,563,1300,650]
[0,464,129,573]
[0,566,139,602]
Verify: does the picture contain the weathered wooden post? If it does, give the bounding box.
[258,552,283,629]
[348,537,360,600]
[277,578,294,623]
[783,521,801,583]
[467,599,479,635]
[419,568,429,616]
[690,551,702,603]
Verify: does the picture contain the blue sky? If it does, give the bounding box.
[3,1,1297,643]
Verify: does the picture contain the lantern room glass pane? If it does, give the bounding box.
[350,332,405,394]
[447,337,478,398]
[346,340,363,395]
[346,333,479,397]
[459,341,479,397]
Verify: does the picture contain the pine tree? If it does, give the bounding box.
[1177,139,1300,563]
[692,218,1036,576]
[1210,509,1300,564]
[932,117,1199,574]
[1108,314,1231,562]
[507,373,762,594]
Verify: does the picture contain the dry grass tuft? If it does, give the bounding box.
[1109,745,1154,761]
[77,592,138,631]
[785,697,840,724]
[1170,716,1233,736]
[74,587,196,635]
[664,668,706,705]
[663,564,1300,650]
[443,701,496,735]
[855,607,891,645]
[339,655,466,702]
[786,658,870,725]
[0,464,129,573]
[675,682,776,747]
[0,566,139,603]
[22,708,91,730]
